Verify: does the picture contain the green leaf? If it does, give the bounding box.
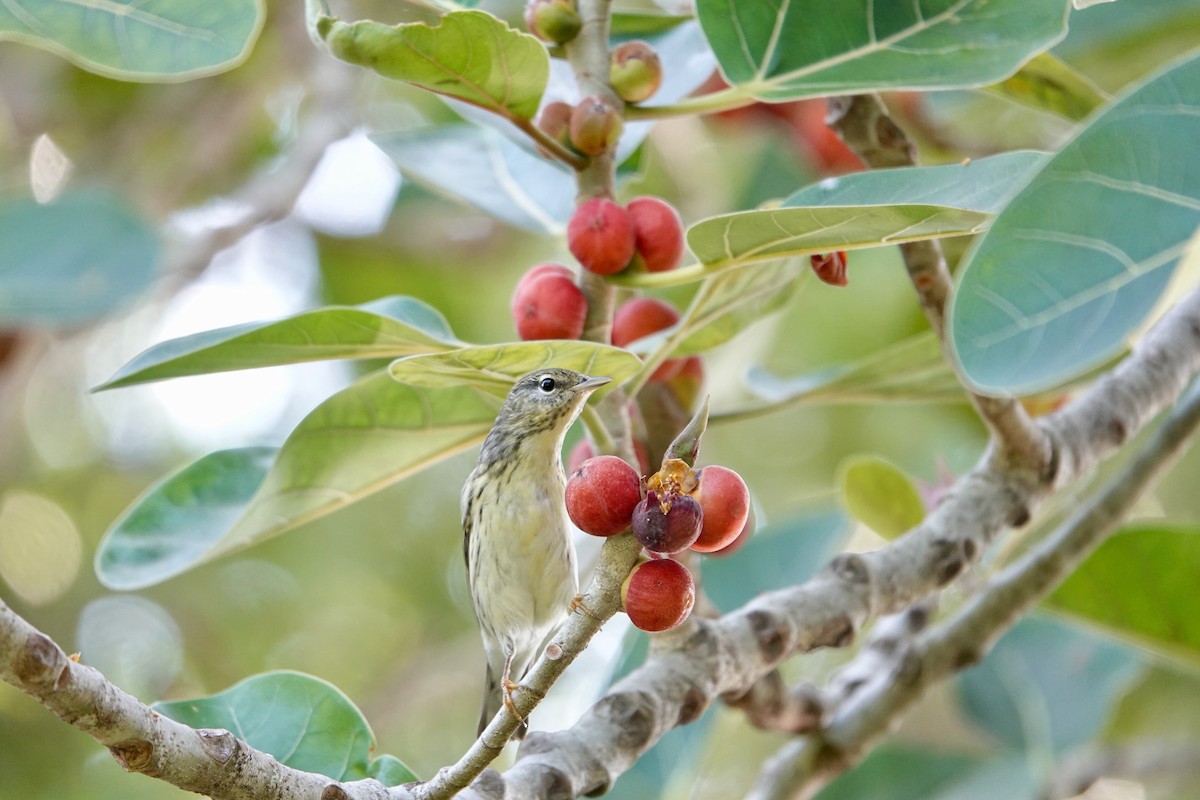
[96,448,277,590]
[987,52,1109,121]
[736,332,965,412]
[957,616,1142,754]
[388,341,644,396]
[0,192,159,325]
[319,10,548,120]
[947,49,1200,395]
[155,671,417,784]
[782,151,1046,214]
[814,746,1034,800]
[679,204,990,283]
[838,456,926,540]
[679,259,805,354]
[1045,524,1200,668]
[372,126,574,236]
[96,373,498,588]
[703,511,848,611]
[697,0,1067,101]
[95,296,459,391]
[0,0,263,81]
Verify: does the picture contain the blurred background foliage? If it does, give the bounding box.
[2,1,1200,798]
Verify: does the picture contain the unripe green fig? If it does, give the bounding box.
[524,0,582,45]
[609,41,663,104]
[569,96,623,156]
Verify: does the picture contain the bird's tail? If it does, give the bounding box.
[477,662,528,739]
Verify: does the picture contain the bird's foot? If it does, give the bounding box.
[502,680,525,725]
[570,594,600,619]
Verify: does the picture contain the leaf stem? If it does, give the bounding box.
[624,85,762,120]
[510,115,589,171]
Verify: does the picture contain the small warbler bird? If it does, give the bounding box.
[463,368,610,738]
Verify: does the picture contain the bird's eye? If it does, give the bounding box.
[538,376,557,393]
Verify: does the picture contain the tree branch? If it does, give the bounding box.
[825,94,1051,472]
[0,597,409,800]
[748,365,1200,800]
[427,287,1200,798]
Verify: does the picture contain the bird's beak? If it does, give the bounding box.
[577,375,612,393]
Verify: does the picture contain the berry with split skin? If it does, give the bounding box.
[610,41,663,104]
[568,198,636,275]
[810,251,849,286]
[565,455,643,537]
[612,297,684,381]
[689,466,751,553]
[524,0,582,45]
[632,489,703,554]
[627,196,684,273]
[569,96,623,156]
[510,268,587,341]
[621,558,696,632]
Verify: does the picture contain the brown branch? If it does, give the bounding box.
[0,598,408,800]
[748,351,1200,800]
[825,94,1052,472]
[424,287,1200,799]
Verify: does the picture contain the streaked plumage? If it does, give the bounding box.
[463,368,609,738]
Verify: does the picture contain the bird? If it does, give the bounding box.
[462,367,610,738]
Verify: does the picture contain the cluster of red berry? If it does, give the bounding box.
[511,196,691,380]
[566,454,750,633]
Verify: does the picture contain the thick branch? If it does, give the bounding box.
[0,598,409,800]
[825,94,1051,471]
[749,366,1200,800]
[432,288,1200,798]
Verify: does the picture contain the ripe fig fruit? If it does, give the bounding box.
[612,297,684,381]
[609,40,663,104]
[566,456,643,537]
[622,558,696,632]
[524,0,581,45]
[810,251,849,286]
[632,489,703,554]
[569,96,623,156]
[510,271,587,340]
[627,196,684,273]
[690,466,751,553]
[568,197,636,275]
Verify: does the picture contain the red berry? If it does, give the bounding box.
[689,466,751,553]
[621,558,696,632]
[511,272,587,340]
[568,198,636,275]
[569,96,623,156]
[708,507,755,557]
[627,197,684,273]
[810,251,848,286]
[566,455,643,537]
[632,489,703,554]
[609,41,663,104]
[612,297,684,381]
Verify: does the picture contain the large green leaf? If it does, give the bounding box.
[155,671,417,785]
[96,373,498,588]
[957,616,1142,755]
[737,332,966,413]
[681,204,989,281]
[95,296,458,390]
[1045,524,1200,668]
[815,747,1034,800]
[947,49,1200,395]
[988,53,1109,121]
[782,151,1046,213]
[319,10,548,120]
[696,0,1068,101]
[388,341,643,396]
[372,126,574,236]
[0,192,159,325]
[0,0,262,81]
[96,448,276,590]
